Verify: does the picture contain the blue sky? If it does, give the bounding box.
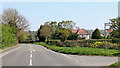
[2,2,118,31]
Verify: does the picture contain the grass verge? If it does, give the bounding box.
[34,42,119,56]
[0,44,17,50]
[110,62,120,68]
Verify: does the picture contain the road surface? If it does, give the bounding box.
[1,44,118,66]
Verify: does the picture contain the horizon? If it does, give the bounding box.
[2,2,117,31]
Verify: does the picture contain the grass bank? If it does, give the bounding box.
[0,44,17,50]
[110,62,120,68]
[34,42,119,56]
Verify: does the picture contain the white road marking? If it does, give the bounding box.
[61,54,71,59]
[61,54,86,63]
[30,54,32,58]
[31,51,32,53]
[32,49,35,52]
[30,59,32,66]
[107,62,116,66]
[29,49,35,52]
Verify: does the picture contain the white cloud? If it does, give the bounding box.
[1,0,119,2]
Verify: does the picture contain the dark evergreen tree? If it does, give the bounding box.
[92,28,101,39]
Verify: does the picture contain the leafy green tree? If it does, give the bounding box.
[2,24,16,48]
[27,34,33,41]
[110,17,120,38]
[37,25,52,42]
[58,21,75,30]
[58,29,71,42]
[1,8,29,44]
[0,23,2,46]
[18,31,31,42]
[92,28,101,39]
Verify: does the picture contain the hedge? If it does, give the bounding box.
[45,40,59,45]
[45,39,119,50]
[64,39,112,47]
[34,42,119,56]
[0,24,17,49]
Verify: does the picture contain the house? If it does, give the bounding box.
[106,29,112,37]
[72,29,89,39]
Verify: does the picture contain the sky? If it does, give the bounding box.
[1,1,118,31]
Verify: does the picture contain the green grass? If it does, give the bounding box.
[0,44,17,50]
[110,62,120,68]
[34,42,119,56]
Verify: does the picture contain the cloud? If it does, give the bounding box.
[1,0,119,2]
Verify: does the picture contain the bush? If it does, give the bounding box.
[110,62,120,68]
[112,38,120,44]
[77,36,82,40]
[57,41,66,47]
[68,33,79,40]
[1,24,16,49]
[81,37,85,39]
[107,43,119,50]
[34,42,119,56]
[64,39,118,49]
[45,40,59,45]
[90,41,110,48]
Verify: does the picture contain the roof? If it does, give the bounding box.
[72,29,89,35]
[106,29,112,32]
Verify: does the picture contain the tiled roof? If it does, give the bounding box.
[72,29,89,35]
[106,29,112,32]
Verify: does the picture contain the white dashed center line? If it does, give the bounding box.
[30,54,32,58]
[29,45,33,66]
[30,59,32,66]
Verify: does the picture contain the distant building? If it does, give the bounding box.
[106,29,112,36]
[72,29,89,39]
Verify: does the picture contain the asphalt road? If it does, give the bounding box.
[1,44,118,66]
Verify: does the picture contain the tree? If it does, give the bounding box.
[18,31,30,42]
[109,17,120,38]
[2,23,16,48]
[68,33,79,40]
[58,29,71,42]
[1,8,29,44]
[37,25,52,42]
[44,21,58,34]
[92,28,101,39]
[58,21,75,30]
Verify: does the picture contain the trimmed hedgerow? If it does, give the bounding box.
[33,42,119,56]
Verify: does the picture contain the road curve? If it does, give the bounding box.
[2,44,118,66]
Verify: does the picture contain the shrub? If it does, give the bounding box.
[92,28,101,39]
[110,62,120,68]
[77,36,82,40]
[81,37,85,39]
[90,41,109,48]
[1,24,16,49]
[90,41,119,50]
[34,42,119,56]
[57,41,66,47]
[68,33,79,40]
[112,38,120,44]
[45,40,59,45]
[107,43,119,50]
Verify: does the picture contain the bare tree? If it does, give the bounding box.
[1,8,29,44]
